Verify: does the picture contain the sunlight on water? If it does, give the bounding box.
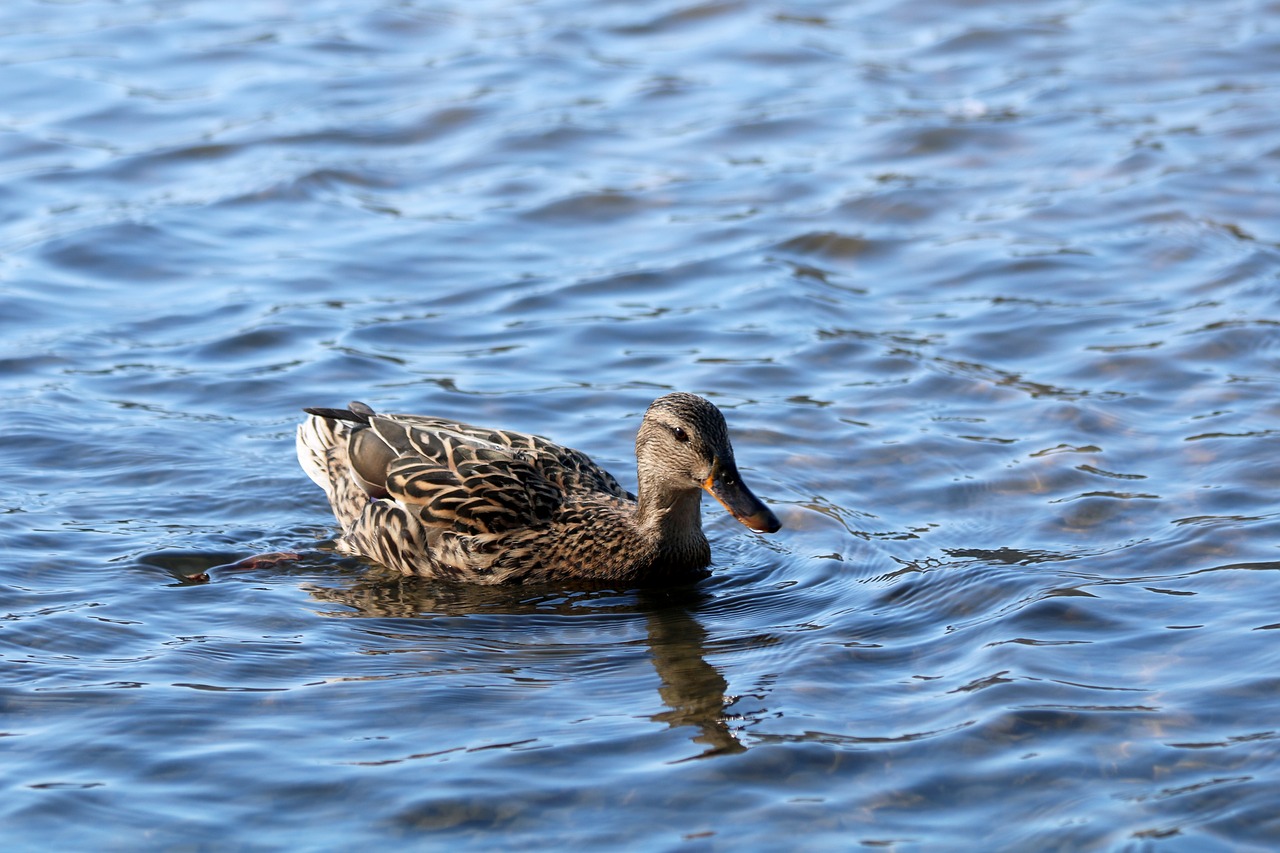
[2,0,1280,849]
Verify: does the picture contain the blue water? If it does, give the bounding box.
[3,0,1280,849]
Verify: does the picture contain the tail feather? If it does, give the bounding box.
[302,401,375,424]
[296,414,344,494]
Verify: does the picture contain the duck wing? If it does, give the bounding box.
[326,405,631,537]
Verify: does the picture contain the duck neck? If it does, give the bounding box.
[636,483,711,568]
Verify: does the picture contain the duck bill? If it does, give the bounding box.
[703,462,781,533]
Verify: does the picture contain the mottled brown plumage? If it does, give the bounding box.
[296,393,781,585]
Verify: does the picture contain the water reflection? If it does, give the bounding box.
[638,589,746,759]
[303,570,745,758]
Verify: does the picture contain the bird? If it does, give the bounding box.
[296,392,781,585]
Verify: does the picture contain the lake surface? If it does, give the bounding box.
[3,0,1280,849]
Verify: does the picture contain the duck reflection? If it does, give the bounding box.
[303,570,745,758]
[638,588,746,758]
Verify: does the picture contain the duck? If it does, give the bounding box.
[296,392,781,585]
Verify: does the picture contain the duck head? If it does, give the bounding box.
[635,392,781,534]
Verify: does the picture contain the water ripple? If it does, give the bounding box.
[3,0,1280,849]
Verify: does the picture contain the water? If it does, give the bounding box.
[3,0,1279,849]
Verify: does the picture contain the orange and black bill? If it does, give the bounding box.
[703,460,781,533]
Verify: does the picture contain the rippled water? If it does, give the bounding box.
[4,0,1280,849]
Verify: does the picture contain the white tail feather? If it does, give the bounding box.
[296,415,343,496]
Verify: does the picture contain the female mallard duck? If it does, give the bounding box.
[297,392,780,585]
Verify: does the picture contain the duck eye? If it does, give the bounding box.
[671,426,689,443]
